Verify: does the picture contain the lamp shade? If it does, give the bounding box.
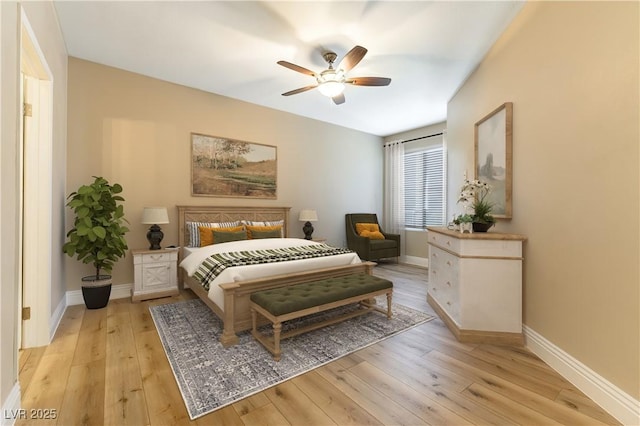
[317,81,345,97]
[298,209,318,222]
[141,207,169,224]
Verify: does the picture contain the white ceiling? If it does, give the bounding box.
[53,1,524,137]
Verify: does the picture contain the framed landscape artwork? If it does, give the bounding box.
[191,133,277,199]
[474,102,513,219]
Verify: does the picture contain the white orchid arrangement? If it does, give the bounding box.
[457,179,490,204]
[456,178,495,224]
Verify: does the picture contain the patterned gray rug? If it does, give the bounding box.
[150,297,434,419]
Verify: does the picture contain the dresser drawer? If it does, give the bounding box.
[428,244,460,325]
[428,230,460,253]
[429,247,458,286]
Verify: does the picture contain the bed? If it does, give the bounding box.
[177,205,374,346]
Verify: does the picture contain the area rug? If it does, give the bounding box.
[150,297,433,419]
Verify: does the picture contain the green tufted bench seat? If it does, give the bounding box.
[250,273,393,361]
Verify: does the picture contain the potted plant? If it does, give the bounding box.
[457,178,496,232]
[453,213,474,233]
[63,176,129,309]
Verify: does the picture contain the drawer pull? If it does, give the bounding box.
[446,260,452,266]
[446,281,451,287]
[432,252,438,258]
[446,240,451,246]
[446,301,451,306]
[150,255,164,261]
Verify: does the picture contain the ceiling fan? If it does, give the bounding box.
[277,45,391,105]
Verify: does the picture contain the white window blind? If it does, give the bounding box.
[404,146,446,228]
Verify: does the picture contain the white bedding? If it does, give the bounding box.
[180,238,362,311]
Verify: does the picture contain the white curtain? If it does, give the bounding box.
[383,141,406,257]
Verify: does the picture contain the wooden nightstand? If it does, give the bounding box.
[131,248,179,302]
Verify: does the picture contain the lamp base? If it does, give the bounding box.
[146,224,164,250]
[302,221,314,240]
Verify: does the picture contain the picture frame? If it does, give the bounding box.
[191,133,277,199]
[474,102,513,219]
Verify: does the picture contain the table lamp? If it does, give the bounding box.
[141,207,169,250]
[298,209,318,240]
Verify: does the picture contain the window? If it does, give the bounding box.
[404,145,446,228]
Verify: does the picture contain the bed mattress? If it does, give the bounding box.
[180,238,361,310]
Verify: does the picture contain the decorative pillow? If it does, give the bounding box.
[355,222,379,235]
[355,223,385,240]
[242,220,285,237]
[212,229,248,244]
[249,229,282,239]
[246,225,283,239]
[359,229,385,240]
[187,221,240,247]
[198,225,244,247]
[242,220,284,227]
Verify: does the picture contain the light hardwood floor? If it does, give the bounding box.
[17,263,620,425]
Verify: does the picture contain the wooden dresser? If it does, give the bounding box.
[426,227,527,345]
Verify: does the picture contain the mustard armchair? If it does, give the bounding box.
[345,213,400,261]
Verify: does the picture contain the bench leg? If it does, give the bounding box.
[386,291,393,319]
[273,322,282,362]
[251,308,257,333]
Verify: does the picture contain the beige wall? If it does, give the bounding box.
[66,58,383,290]
[0,0,67,409]
[447,1,639,399]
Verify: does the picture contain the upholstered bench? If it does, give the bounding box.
[250,273,393,361]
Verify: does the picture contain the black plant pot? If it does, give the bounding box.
[472,222,494,233]
[81,275,112,309]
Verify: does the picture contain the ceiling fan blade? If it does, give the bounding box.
[338,46,367,72]
[332,93,345,105]
[345,77,391,86]
[282,85,318,96]
[277,61,316,77]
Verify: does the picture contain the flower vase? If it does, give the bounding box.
[459,222,473,234]
[472,222,493,233]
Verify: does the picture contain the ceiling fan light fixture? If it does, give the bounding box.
[318,81,345,97]
[317,69,345,97]
[278,45,390,103]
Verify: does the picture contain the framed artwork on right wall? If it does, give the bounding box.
[474,102,513,219]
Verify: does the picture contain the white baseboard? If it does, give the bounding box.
[1,382,21,426]
[49,296,66,342]
[402,255,428,268]
[66,283,133,306]
[524,325,640,425]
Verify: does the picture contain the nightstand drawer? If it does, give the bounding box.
[134,251,177,265]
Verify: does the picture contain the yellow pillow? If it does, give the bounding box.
[198,225,244,247]
[246,225,283,239]
[355,223,385,240]
[360,229,385,240]
[355,223,379,235]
